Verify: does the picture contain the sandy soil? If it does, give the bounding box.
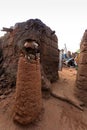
[0,67,87,130]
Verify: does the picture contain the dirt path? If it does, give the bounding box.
[0,68,87,130]
[51,68,84,110]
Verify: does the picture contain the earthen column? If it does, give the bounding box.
[13,55,42,125]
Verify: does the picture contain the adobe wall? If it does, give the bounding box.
[0,19,59,92]
[75,30,87,106]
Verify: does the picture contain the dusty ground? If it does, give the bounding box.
[0,67,87,130]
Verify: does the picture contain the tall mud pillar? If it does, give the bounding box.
[75,30,87,106]
[13,56,42,125]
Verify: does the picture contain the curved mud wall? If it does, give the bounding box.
[40,33,59,83]
[75,30,87,106]
[0,19,59,91]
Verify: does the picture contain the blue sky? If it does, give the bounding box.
[0,0,87,52]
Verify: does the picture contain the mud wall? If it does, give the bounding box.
[0,33,19,91]
[75,30,87,106]
[0,19,59,91]
[40,31,59,83]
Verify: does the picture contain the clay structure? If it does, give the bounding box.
[0,19,59,91]
[13,57,42,124]
[76,30,87,106]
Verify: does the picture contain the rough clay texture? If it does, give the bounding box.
[13,56,42,124]
[76,30,87,106]
[0,19,59,91]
